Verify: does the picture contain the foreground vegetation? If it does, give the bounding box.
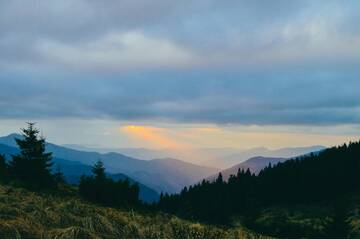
[0,183,275,239]
[1,183,358,239]
[2,183,358,239]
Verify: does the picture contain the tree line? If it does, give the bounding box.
[0,123,139,206]
[79,160,139,206]
[158,141,360,224]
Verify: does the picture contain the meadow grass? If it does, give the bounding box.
[0,184,275,239]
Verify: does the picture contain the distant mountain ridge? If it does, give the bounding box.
[207,147,325,182]
[205,145,326,168]
[62,145,242,165]
[207,156,287,182]
[0,134,218,194]
[62,144,326,169]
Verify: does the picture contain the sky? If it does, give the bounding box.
[1,0,360,150]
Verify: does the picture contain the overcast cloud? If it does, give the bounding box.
[1,0,360,125]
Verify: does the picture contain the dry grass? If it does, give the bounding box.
[0,184,275,239]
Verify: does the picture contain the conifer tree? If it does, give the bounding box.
[216,172,223,184]
[9,123,55,188]
[92,160,106,181]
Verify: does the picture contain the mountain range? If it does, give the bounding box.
[63,145,240,165]
[0,134,218,196]
[63,144,326,169]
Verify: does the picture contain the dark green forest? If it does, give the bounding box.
[158,141,360,238]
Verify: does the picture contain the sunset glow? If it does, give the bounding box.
[121,125,188,149]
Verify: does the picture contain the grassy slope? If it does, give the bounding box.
[0,184,274,239]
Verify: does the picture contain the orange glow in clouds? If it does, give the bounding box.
[121,125,187,149]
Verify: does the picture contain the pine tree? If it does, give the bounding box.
[216,172,223,184]
[92,160,106,181]
[9,123,55,188]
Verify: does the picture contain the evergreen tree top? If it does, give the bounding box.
[9,122,55,189]
[92,160,106,181]
[15,122,52,160]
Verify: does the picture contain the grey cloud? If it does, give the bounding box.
[0,1,360,126]
[1,68,360,125]
[0,0,359,72]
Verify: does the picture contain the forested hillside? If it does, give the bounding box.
[159,141,360,238]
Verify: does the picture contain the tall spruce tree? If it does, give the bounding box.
[9,123,55,188]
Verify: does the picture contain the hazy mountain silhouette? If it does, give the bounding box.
[207,146,325,182]
[205,145,326,168]
[63,145,241,165]
[0,134,218,194]
[63,144,326,170]
[207,156,287,182]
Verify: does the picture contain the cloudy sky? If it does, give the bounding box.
[1,0,360,150]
